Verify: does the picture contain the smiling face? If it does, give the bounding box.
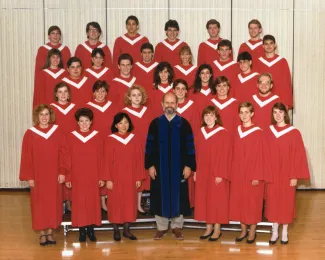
[239,107,254,124]
[48,29,61,45]
[87,25,100,41]
[38,108,50,127]
[263,40,277,54]
[162,93,177,115]
[203,112,217,128]
[115,117,130,135]
[216,81,230,98]
[258,75,273,95]
[91,53,104,68]
[174,83,187,101]
[199,68,212,84]
[248,23,262,39]
[166,27,179,41]
[180,51,191,65]
[94,87,107,103]
[272,108,285,124]
[238,60,252,74]
[218,46,232,61]
[56,86,69,103]
[141,48,154,63]
[49,54,60,68]
[159,68,170,84]
[118,59,132,77]
[78,116,92,132]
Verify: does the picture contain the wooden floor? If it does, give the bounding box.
[1,191,325,260]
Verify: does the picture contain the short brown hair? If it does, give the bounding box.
[201,105,223,127]
[271,102,290,125]
[43,49,64,69]
[258,73,273,85]
[206,19,220,29]
[238,101,254,113]
[179,45,193,64]
[213,76,231,95]
[33,104,55,125]
[54,82,71,102]
[248,19,262,28]
[48,25,61,35]
[124,85,147,106]
[92,80,109,93]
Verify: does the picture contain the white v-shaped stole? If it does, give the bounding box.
[252,94,279,107]
[72,130,98,143]
[135,62,158,73]
[177,100,194,114]
[87,101,112,113]
[269,125,295,138]
[158,84,173,93]
[81,42,105,53]
[174,65,196,75]
[123,106,147,118]
[238,125,261,138]
[210,98,236,110]
[29,125,58,139]
[238,72,259,83]
[258,56,283,67]
[213,60,236,71]
[50,103,75,115]
[62,77,88,89]
[113,77,136,88]
[245,41,263,50]
[43,69,65,79]
[201,126,225,140]
[85,67,109,79]
[161,40,183,51]
[109,133,134,145]
[121,34,145,45]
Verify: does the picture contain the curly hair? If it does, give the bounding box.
[33,104,55,125]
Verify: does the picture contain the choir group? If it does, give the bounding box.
[20,16,310,246]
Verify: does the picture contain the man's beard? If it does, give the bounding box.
[164,107,175,115]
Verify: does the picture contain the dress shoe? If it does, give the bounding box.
[138,210,149,216]
[87,226,97,242]
[246,234,257,244]
[199,230,214,240]
[123,232,137,240]
[113,229,121,241]
[172,228,184,240]
[269,236,279,245]
[235,232,248,242]
[208,232,222,242]
[46,234,56,245]
[79,227,86,243]
[153,230,168,240]
[281,239,289,245]
[39,235,47,246]
[65,209,71,215]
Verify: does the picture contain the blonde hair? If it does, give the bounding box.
[179,45,193,64]
[238,101,254,113]
[33,104,55,125]
[124,85,148,106]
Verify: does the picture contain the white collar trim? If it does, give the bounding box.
[177,100,194,114]
[245,41,263,50]
[158,84,173,93]
[62,76,88,89]
[161,39,183,51]
[238,72,259,83]
[252,94,279,107]
[238,125,261,138]
[123,106,147,118]
[174,65,197,75]
[121,34,145,45]
[210,98,236,110]
[43,68,65,79]
[201,126,225,139]
[258,56,283,67]
[29,125,58,139]
[81,42,105,53]
[85,67,109,79]
[213,60,236,71]
[113,77,136,88]
[43,44,65,51]
[71,130,98,143]
[50,103,75,115]
[109,133,135,145]
[135,62,158,73]
[200,88,211,96]
[87,100,112,112]
[205,41,219,50]
[270,125,295,138]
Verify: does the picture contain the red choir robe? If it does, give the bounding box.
[210,96,240,135]
[34,68,67,108]
[122,105,153,191]
[238,39,264,69]
[104,132,146,223]
[233,71,259,103]
[265,125,310,224]
[84,66,113,87]
[20,124,63,230]
[256,55,293,108]
[110,76,138,108]
[61,75,92,107]
[75,41,112,69]
[229,125,267,224]
[251,93,280,130]
[212,58,239,96]
[60,129,104,227]
[155,39,188,66]
[150,83,174,117]
[35,43,71,72]
[194,125,232,223]
[112,33,149,72]
[190,86,214,113]
[174,64,197,87]
[176,98,200,207]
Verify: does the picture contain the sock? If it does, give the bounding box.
[282,224,288,241]
[270,223,279,241]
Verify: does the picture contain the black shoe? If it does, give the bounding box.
[87,226,97,242]
[46,234,56,245]
[246,234,257,244]
[235,232,248,242]
[269,236,279,245]
[208,232,222,242]
[113,229,121,241]
[65,209,71,215]
[79,227,86,243]
[138,210,149,216]
[39,235,47,246]
[123,232,137,240]
[281,239,289,245]
[199,229,214,240]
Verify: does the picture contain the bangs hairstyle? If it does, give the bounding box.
[192,64,214,93]
[91,48,105,58]
[206,19,220,29]
[86,21,102,34]
[263,34,276,44]
[140,42,154,53]
[124,85,147,106]
[33,104,55,125]
[43,49,64,69]
[248,19,262,28]
[48,25,61,35]
[165,20,179,31]
[258,72,273,84]
[238,101,254,113]
[111,112,134,133]
[271,102,290,125]
[153,62,174,88]
[201,105,223,127]
[237,51,252,62]
[179,45,193,64]
[54,82,71,102]
[213,76,230,95]
[118,53,133,65]
[67,56,82,68]
[126,15,139,25]
[173,78,189,91]
[217,39,232,50]
[75,107,93,122]
[92,80,109,93]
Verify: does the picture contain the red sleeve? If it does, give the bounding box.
[113,37,122,72]
[103,45,113,69]
[19,130,35,181]
[62,47,72,68]
[59,136,71,179]
[154,43,163,63]
[281,59,293,108]
[247,131,266,181]
[74,44,83,61]
[238,43,245,56]
[97,136,105,181]
[35,46,46,72]
[135,141,146,181]
[197,43,205,66]
[103,137,114,181]
[33,71,44,109]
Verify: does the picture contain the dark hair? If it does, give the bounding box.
[153,62,174,88]
[140,42,154,53]
[33,104,55,125]
[248,19,262,29]
[263,34,276,44]
[192,64,214,93]
[111,112,134,133]
[237,51,252,62]
[54,82,71,102]
[126,15,139,25]
[91,48,105,58]
[206,19,220,29]
[217,39,232,50]
[43,49,64,69]
[173,78,189,91]
[213,76,231,95]
[75,108,93,122]
[67,57,82,68]
[92,80,109,93]
[118,53,133,65]
[271,102,290,125]
[201,105,223,127]
[86,22,102,35]
[238,101,254,113]
[164,20,179,31]
[48,25,61,35]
